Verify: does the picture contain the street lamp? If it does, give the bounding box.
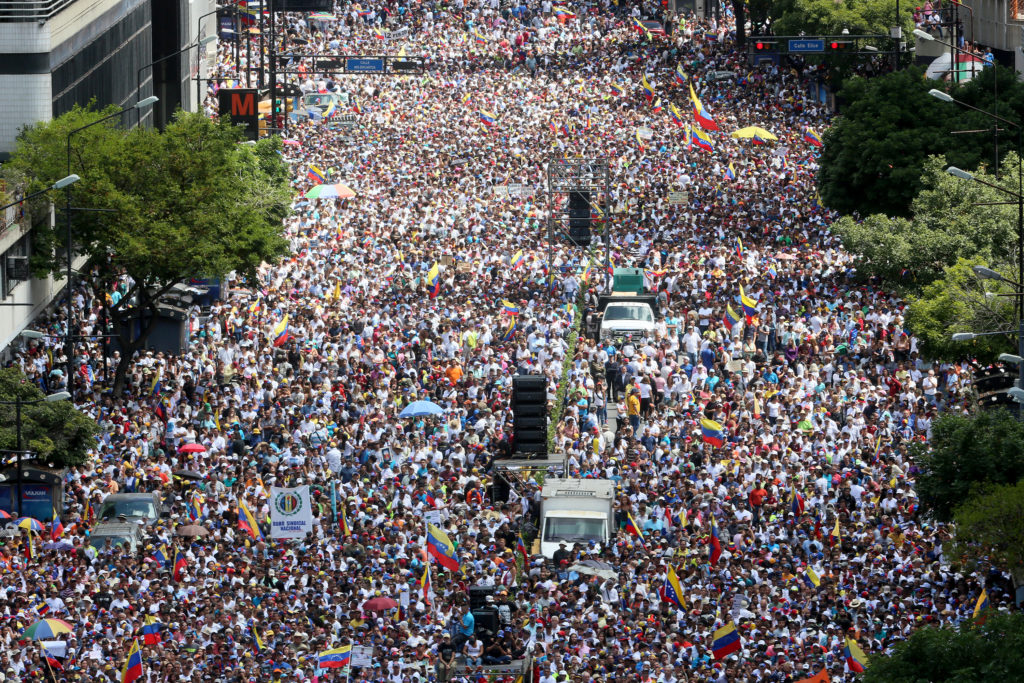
[196,6,232,111]
[64,97,157,392]
[0,174,78,215]
[0,391,70,517]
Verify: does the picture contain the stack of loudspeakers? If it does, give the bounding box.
[567,191,592,246]
[511,375,547,458]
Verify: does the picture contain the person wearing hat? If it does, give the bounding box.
[436,633,456,683]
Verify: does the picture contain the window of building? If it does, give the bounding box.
[2,231,32,299]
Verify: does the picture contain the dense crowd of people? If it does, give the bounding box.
[1,0,1016,681]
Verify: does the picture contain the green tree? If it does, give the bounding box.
[819,66,1023,218]
[770,0,913,38]
[905,258,1016,362]
[862,612,1024,682]
[914,409,1024,522]
[831,155,1018,287]
[8,106,291,393]
[952,480,1024,587]
[0,367,98,467]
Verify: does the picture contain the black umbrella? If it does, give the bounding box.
[173,469,204,481]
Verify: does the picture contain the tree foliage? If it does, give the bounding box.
[0,368,98,467]
[905,258,1017,363]
[819,66,1024,218]
[7,105,291,392]
[832,155,1018,286]
[768,0,914,39]
[952,480,1024,585]
[862,612,1024,682]
[914,409,1024,522]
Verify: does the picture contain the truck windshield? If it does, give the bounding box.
[99,500,156,520]
[605,306,653,322]
[544,517,605,543]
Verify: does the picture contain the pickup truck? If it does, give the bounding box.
[587,293,660,342]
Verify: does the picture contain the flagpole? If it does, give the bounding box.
[40,643,56,682]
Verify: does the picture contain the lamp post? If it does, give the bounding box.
[195,7,227,112]
[0,391,70,517]
[64,97,158,393]
[932,90,1024,417]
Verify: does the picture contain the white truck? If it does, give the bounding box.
[599,298,657,342]
[539,478,615,559]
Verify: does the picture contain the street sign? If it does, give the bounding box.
[346,58,386,73]
[788,39,825,53]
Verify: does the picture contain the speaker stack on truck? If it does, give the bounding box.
[511,375,547,458]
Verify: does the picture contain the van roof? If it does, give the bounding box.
[541,478,614,498]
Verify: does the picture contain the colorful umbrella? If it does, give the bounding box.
[177,443,206,454]
[15,517,44,532]
[305,183,356,199]
[399,400,444,418]
[22,619,73,640]
[731,126,778,142]
[282,138,302,146]
[0,510,11,519]
[309,12,336,20]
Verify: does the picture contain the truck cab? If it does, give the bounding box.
[539,479,615,559]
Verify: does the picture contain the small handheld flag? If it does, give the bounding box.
[974,588,990,625]
[700,418,725,447]
[711,622,741,659]
[426,523,461,571]
[318,645,352,669]
[804,128,823,147]
[121,639,143,683]
[843,637,868,672]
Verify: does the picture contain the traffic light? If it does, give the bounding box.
[828,40,851,51]
[753,40,776,52]
[273,98,283,114]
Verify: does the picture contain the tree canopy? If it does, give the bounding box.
[7,105,291,392]
[862,612,1024,682]
[0,367,98,467]
[914,408,1024,522]
[952,479,1024,586]
[819,66,1024,218]
[765,0,914,40]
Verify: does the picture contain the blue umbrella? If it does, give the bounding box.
[399,400,444,418]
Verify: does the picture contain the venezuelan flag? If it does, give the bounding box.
[843,637,868,672]
[624,512,646,547]
[735,236,743,258]
[974,589,990,624]
[802,566,821,588]
[479,110,496,126]
[791,491,805,516]
[426,523,461,571]
[661,565,686,607]
[651,98,662,114]
[272,315,290,347]
[640,75,655,101]
[689,83,718,131]
[238,501,264,540]
[318,645,352,669]
[723,304,741,331]
[511,250,524,268]
[173,549,187,581]
[610,82,626,97]
[473,29,486,44]
[50,515,64,540]
[726,163,736,181]
[829,517,841,546]
[516,535,529,565]
[691,126,714,152]
[739,284,758,321]
[142,615,163,645]
[351,98,362,114]
[502,300,520,316]
[708,514,723,563]
[461,92,472,107]
[553,5,576,18]
[675,63,687,85]
[700,418,725,447]
[249,619,265,652]
[307,165,326,183]
[501,318,517,342]
[668,103,684,127]
[711,622,741,659]
[804,128,823,147]
[121,639,143,683]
